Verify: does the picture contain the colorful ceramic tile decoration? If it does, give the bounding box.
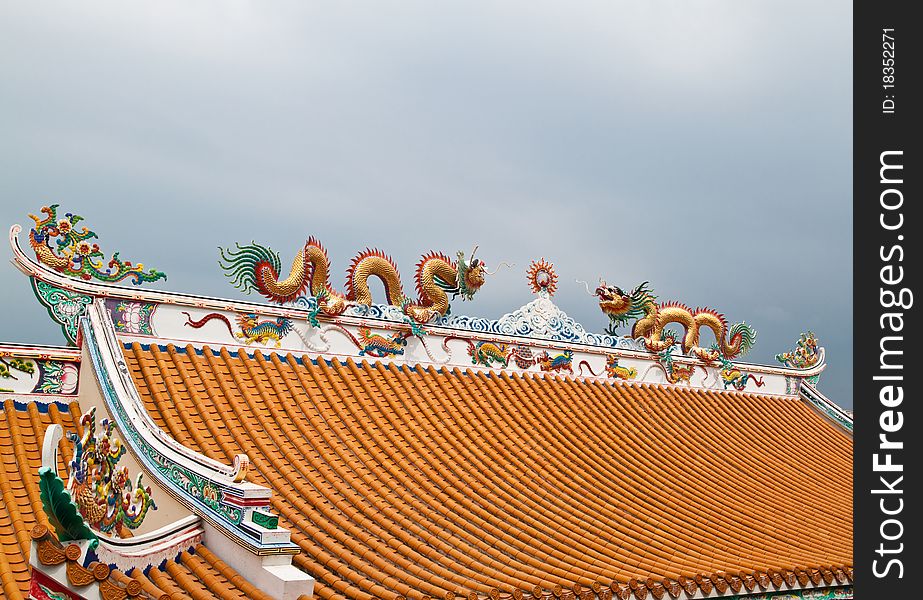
[33,360,79,394]
[511,344,535,369]
[467,341,512,368]
[657,346,696,384]
[234,313,294,347]
[711,345,766,391]
[536,350,573,374]
[31,279,94,345]
[526,258,558,297]
[182,311,293,347]
[1,356,78,395]
[593,280,756,360]
[777,331,821,369]
[353,327,409,358]
[107,299,157,335]
[66,407,157,537]
[735,588,853,600]
[604,354,637,380]
[38,465,99,547]
[28,205,166,285]
[1,205,852,600]
[219,238,490,325]
[0,356,34,392]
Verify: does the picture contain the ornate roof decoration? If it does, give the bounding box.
[218,238,490,325]
[444,295,645,348]
[66,407,157,537]
[0,351,79,396]
[38,466,99,548]
[340,258,641,347]
[777,331,821,369]
[491,296,638,347]
[31,278,94,346]
[526,258,558,297]
[2,207,852,600]
[0,355,34,393]
[592,279,757,361]
[336,287,641,348]
[28,205,166,285]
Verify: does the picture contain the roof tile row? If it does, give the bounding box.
[123,343,853,600]
[0,398,267,600]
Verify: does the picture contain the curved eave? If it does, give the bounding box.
[80,300,296,556]
[801,383,854,434]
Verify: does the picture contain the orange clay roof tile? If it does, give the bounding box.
[0,398,266,600]
[119,343,852,600]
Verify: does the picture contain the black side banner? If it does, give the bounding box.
[854,1,919,597]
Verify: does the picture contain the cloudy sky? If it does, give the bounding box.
[0,1,852,406]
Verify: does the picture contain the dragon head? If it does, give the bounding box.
[237,313,259,329]
[594,280,655,328]
[595,283,632,315]
[455,248,487,300]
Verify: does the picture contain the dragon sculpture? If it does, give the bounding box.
[592,280,756,362]
[354,327,409,358]
[235,313,293,347]
[28,205,166,285]
[219,239,490,325]
[66,407,157,537]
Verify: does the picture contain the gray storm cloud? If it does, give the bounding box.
[0,1,852,406]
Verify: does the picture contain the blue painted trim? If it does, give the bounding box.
[0,399,73,413]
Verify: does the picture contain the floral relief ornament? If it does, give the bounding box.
[114,301,156,335]
[31,279,94,345]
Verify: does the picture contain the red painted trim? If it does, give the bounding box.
[29,568,85,600]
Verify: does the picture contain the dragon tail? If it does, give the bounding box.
[577,360,602,377]
[726,321,757,358]
[218,242,279,294]
[748,374,766,388]
[277,317,295,337]
[182,311,234,337]
[218,242,309,304]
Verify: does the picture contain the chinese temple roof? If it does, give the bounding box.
[1,207,853,600]
[123,342,851,600]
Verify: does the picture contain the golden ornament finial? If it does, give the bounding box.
[526,258,558,297]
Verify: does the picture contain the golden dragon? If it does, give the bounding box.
[219,238,490,324]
